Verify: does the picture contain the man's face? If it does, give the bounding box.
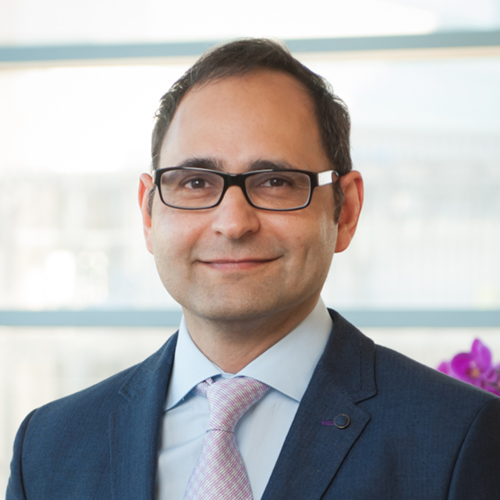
[142,70,341,325]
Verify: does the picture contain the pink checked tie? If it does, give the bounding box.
[183,376,269,500]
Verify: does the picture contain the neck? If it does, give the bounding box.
[183,298,319,373]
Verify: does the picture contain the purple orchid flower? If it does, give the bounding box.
[437,339,500,396]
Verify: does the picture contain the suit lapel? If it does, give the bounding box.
[262,311,377,500]
[109,333,178,500]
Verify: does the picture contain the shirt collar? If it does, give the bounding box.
[165,298,332,410]
[165,315,223,411]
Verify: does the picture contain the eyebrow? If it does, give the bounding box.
[173,157,224,171]
[249,159,299,171]
[172,157,301,172]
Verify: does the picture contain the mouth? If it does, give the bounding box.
[198,257,279,271]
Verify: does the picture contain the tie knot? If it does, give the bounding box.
[196,377,268,432]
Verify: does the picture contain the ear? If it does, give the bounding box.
[335,171,364,253]
[138,173,154,255]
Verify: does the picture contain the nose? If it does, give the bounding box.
[211,185,260,239]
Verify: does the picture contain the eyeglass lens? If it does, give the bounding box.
[159,169,312,210]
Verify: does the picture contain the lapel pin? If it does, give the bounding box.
[322,414,351,429]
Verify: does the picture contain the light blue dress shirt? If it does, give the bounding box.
[156,298,333,500]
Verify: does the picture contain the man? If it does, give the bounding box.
[7,39,500,500]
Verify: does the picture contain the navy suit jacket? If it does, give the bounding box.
[7,310,500,499]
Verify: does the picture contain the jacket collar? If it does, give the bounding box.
[109,332,178,500]
[261,309,377,500]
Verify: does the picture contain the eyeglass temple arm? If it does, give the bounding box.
[317,170,339,186]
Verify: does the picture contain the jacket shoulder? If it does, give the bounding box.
[375,343,497,408]
[7,333,177,499]
[24,332,177,437]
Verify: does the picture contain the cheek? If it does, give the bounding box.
[149,214,201,300]
[304,216,337,271]
[150,213,196,270]
[320,216,338,249]
[313,198,338,245]
[282,215,336,270]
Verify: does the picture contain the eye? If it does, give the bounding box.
[178,173,219,190]
[257,174,294,188]
[184,177,209,189]
[263,177,290,187]
[160,169,221,195]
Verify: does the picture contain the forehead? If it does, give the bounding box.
[159,70,328,172]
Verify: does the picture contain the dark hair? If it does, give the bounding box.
[150,38,352,219]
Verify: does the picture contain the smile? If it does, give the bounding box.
[198,258,279,271]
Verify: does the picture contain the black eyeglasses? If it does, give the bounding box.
[152,167,339,211]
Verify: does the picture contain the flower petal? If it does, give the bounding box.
[482,383,500,397]
[471,338,492,373]
[437,361,452,375]
[451,353,473,379]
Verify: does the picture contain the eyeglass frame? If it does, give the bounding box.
[152,166,340,212]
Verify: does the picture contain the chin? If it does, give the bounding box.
[183,295,282,323]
